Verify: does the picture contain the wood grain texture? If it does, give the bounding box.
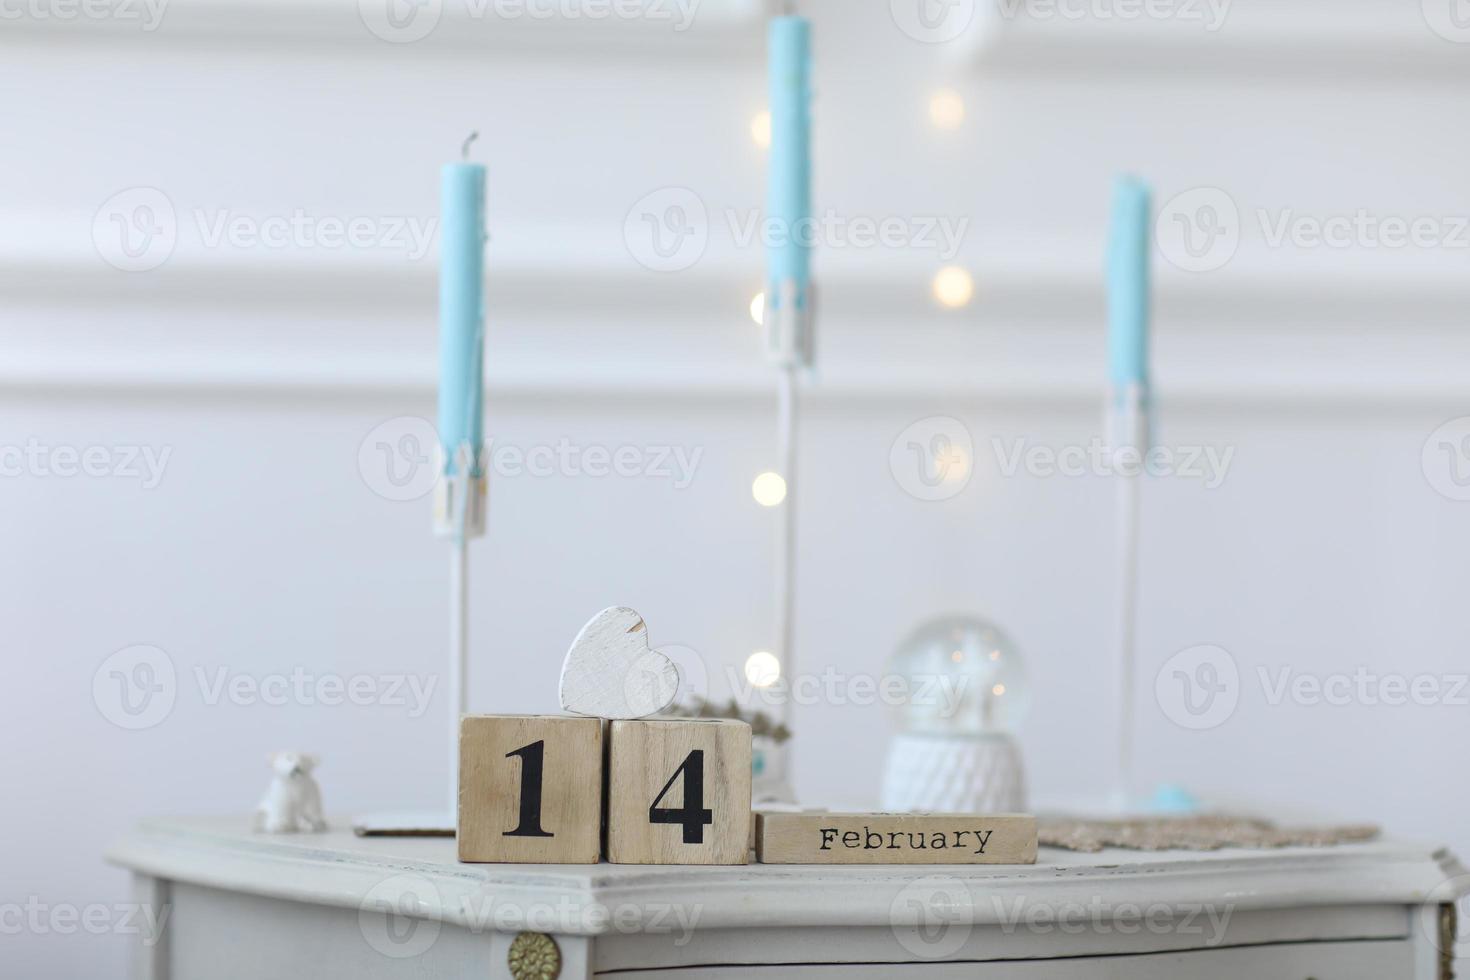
[606,719,751,865]
[755,812,1037,865]
[458,715,604,864]
[558,607,680,720]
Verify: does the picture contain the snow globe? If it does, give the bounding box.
[880,615,1029,813]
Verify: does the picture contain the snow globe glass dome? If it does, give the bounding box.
[881,615,1029,813]
[890,615,1030,735]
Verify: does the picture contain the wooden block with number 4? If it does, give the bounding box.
[606,718,751,865]
[458,715,604,864]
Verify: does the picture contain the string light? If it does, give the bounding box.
[936,442,970,485]
[929,88,965,130]
[745,651,781,688]
[752,471,787,507]
[932,266,974,308]
[749,291,765,326]
[751,111,772,149]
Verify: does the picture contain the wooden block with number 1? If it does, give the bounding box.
[606,718,751,865]
[458,715,604,864]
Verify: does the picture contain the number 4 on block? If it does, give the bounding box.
[458,715,604,864]
[606,718,752,865]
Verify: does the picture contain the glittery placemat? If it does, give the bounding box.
[1038,814,1380,853]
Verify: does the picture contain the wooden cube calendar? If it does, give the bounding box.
[458,715,604,864]
[605,718,751,865]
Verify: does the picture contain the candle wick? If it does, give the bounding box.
[461,131,480,161]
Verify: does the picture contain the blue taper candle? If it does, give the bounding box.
[766,14,812,318]
[1106,176,1152,812]
[1107,176,1151,391]
[438,159,486,475]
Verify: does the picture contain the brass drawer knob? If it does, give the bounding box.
[508,931,561,980]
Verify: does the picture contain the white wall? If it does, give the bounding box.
[4,1,1470,976]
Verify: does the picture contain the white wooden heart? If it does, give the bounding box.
[559,606,681,719]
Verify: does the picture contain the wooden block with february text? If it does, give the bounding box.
[606,719,751,865]
[458,715,604,864]
[755,812,1037,865]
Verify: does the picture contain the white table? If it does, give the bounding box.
[109,817,1465,979]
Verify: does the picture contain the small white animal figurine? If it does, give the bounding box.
[254,751,327,834]
[559,606,681,719]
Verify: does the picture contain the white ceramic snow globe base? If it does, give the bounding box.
[880,615,1030,814]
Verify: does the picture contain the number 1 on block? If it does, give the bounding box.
[458,716,604,864]
[503,740,554,839]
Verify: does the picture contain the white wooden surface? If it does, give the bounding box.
[107,817,1465,979]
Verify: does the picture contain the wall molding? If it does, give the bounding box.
[0,0,765,59]
[4,359,1466,416]
[5,245,1470,412]
[6,0,1467,410]
[969,4,1470,80]
[10,0,1463,80]
[6,238,1469,324]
